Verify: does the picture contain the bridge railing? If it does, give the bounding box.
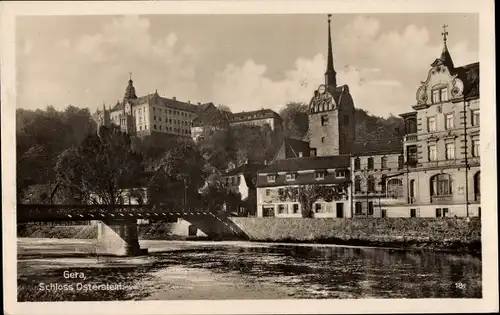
[17,203,225,222]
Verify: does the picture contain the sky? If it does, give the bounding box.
[16,14,478,117]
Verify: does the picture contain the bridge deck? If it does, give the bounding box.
[17,204,222,222]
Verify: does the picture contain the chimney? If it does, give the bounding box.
[298,152,303,158]
[197,102,201,105]
[172,96,176,100]
[188,100,191,104]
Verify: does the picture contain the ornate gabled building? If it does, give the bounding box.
[390,26,480,218]
[308,15,356,157]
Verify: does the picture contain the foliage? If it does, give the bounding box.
[279,102,309,140]
[278,183,348,218]
[198,173,242,212]
[217,104,232,113]
[354,108,405,142]
[54,126,144,205]
[147,138,208,206]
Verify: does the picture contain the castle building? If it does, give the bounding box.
[94,76,212,142]
[389,26,480,218]
[230,109,283,132]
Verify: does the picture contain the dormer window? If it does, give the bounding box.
[286,173,297,181]
[267,175,276,182]
[336,170,346,178]
[315,171,326,180]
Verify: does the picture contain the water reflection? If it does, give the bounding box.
[152,245,481,299]
[18,240,482,300]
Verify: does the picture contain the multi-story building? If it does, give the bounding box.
[191,103,232,141]
[94,76,211,141]
[351,140,406,217]
[230,109,283,132]
[256,155,351,217]
[390,28,480,218]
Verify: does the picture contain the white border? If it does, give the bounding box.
[1,1,497,314]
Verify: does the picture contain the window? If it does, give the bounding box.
[474,172,480,201]
[445,113,454,129]
[398,155,405,169]
[472,110,480,126]
[410,209,417,217]
[355,176,361,193]
[265,189,271,196]
[310,148,317,157]
[344,115,350,125]
[292,204,300,214]
[428,144,437,161]
[278,204,287,214]
[286,173,297,181]
[440,87,449,102]
[315,171,325,180]
[381,156,388,169]
[321,115,329,126]
[387,178,403,198]
[354,157,361,170]
[154,116,157,120]
[432,87,448,103]
[472,138,480,157]
[367,157,374,170]
[380,174,387,194]
[427,116,437,132]
[430,174,452,196]
[367,175,375,192]
[368,202,374,215]
[442,208,449,217]
[432,89,440,103]
[336,170,346,178]
[315,203,322,213]
[436,208,442,217]
[321,137,326,143]
[153,124,157,129]
[445,142,455,160]
[267,175,276,182]
[355,202,362,215]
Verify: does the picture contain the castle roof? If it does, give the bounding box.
[231,109,282,123]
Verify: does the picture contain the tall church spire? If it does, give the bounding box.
[324,14,337,88]
[124,72,138,100]
[438,24,454,70]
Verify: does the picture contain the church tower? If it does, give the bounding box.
[308,14,355,157]
[120,73,137,134]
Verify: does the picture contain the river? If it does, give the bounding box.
[17,238,482,301]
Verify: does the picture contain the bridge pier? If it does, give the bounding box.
[95,218,148,256]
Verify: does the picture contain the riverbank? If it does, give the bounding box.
[17,217,482,254]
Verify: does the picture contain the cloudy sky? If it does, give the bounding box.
[16,14,478,117]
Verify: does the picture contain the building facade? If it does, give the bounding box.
[256,156,352,218]
[388,29,480,218]
[94,77,209,140]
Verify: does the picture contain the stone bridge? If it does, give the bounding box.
[17,204,248,256]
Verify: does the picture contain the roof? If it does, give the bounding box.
[309,85,350,113]
[454,62,479,99]
[399,111,417,119]
[112,92,200,113]
[231,109,282,122]
[223,163,266,176]
[351,137,404,156]
[259,155,350,174]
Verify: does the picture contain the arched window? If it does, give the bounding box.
[367,175,375,192]
[430,174,452,196]
[355,176,361,193]
[387,178,404,198]
[354,157,361,170]
[474,172,480,201]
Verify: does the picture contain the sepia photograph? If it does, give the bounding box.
[1,1,497,314]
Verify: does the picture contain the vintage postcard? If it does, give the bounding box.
[1,0,498,314]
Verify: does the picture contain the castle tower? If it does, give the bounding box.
[308,14,355,157]
[94,102,111,132]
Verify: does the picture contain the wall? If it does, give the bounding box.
[229,217,481,252]
[308,110,339,156]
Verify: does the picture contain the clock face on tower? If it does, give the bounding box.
[318,85,327,94]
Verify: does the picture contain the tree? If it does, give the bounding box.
[198,173,242,212]
[147,138,207,206]
[279,102,309,139]
[54,126,144,205]
[277,183,349,218]
[217,104,232,113]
